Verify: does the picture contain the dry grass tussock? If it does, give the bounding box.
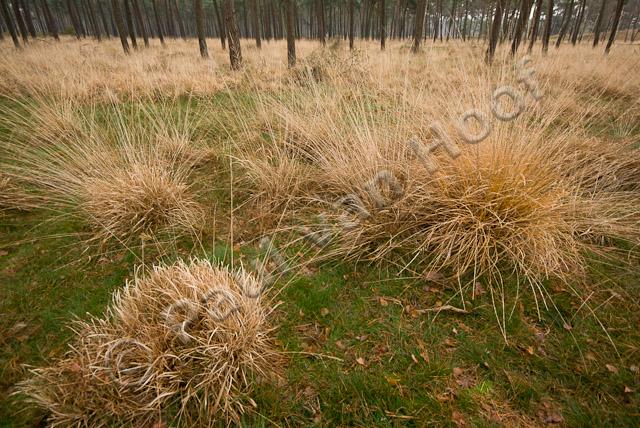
[17,259,281,427]
[231,44,640,330]
[0,98,207,249]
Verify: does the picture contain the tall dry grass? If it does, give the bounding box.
[1,38,638,331]
[225,42,640,333]
[17,259,281,427]
[0,97,207,250]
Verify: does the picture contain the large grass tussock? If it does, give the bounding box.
[17,259,281,427]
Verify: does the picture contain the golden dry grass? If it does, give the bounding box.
[1,98,206,249]
[3,38,636,307]
[218,40,640,333]
[17,259,281,427]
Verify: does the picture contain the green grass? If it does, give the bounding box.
[1,91,639,427]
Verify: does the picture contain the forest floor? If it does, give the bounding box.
[1,38,640,427]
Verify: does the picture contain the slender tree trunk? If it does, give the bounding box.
[1,0,20,47]
[123,0,137,48]
[555,0,573,47]
[479,4,487,39]
[348,0,354,48]
[541,0,552,53]
[592,0,607,47]
[284,0,295,66]
[87,0,102,40]
[511,0,531,55]
[195,0,208,56]
[570,0,585,45]
[173,0,185,38]
[97,0,111,38]
[224,0,242,69]
[213,0,225,48]
[412,0,426,52]
[164,0,174,36]
[151,0,164,44]
[41,0,58,39]
[486,0,504,63]
[605,0,626,53]
[67,0,83,37]
[316,0,325,45]
[462,0,469,40]
[14,0,29,41]
[527,0,542,52]
[111,0,130,52]
[433,0,439,41]
[249,0,261,47]
[446,0,457,41]
[500,0,511,42]
[131,0,147,45]
[379,0,385,49]
[21,0,36,37]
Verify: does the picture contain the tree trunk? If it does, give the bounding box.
[250,0,261,47]
[446,0,457,41]
[41,0,58,40]
[224,0,242,69]
[510,0,531,55]
[570,0,585,45]
[21,0,36,37]
[592,0,607,47]
[316,0,325,45]
[284,0,295,66]
[151,0,164,44]
[131,0,147,46]
[486,0,504,63]
[541,0,552,53]
[1,0,20,47]
[500,0,511,42]
[527,0,542,52]
[97,0,111,38]
[14,0,30,41]
[555,0,573,48]
[348,0,354,48]
[123,0,137,48]
[195,0,208,56]
[111,0,130,53]
[213,0,225,48]
[462,0,469,40]
[173,0,185,38]
[412,0,426,52]
[605,0,626,53]
[87,0,102,40]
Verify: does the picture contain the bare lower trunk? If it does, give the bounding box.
[348,0,354,48]
[111,0,130,53]
[527,0,542,52]
[132,0,148,46]
[592,0,607,47]
[1,0,20,47]
[224,0,242,69]
[41,0,58,40]
[151,0,164,44]
[605,0,625,54]
[284,0,295,66]
[250,0,261,48]
[195,0,208,57]
[412,0,426,52]
[486,0,504,63]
